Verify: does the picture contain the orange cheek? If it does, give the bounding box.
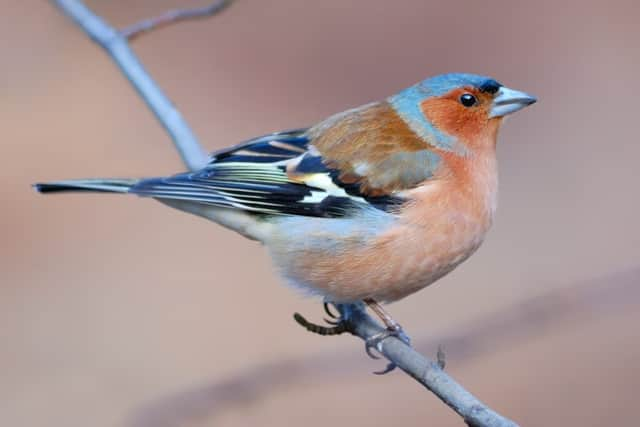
[420,98,487,145]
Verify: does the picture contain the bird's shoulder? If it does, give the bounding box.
[287,101,444,199]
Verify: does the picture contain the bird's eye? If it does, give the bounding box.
[459,93,477,107]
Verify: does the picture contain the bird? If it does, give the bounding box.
[34,73,536,363]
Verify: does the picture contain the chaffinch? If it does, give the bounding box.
[35,73,536,344]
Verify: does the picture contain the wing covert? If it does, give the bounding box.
[210,129,309,164]
[301,101,443,198]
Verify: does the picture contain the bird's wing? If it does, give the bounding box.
[131,104,443,218]
[130,129,370,217]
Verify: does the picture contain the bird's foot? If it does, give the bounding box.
[293,302,350,336]
[362,298,411,375]
[364,323,411,375]
[293,300,413,375]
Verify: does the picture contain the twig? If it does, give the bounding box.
[52,0,209,171]
[49,2,519,426]
[121,0,233,41]
[336,304,518,427]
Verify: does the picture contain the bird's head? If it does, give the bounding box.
[389,73,536,154]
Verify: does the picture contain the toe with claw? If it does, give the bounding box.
[364,324,412,375]
[322,302,342,325]
[294,300,414,376]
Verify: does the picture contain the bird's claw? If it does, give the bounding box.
[322,302,341,325]
[365,334,384,360]
[374,362,397,375]
[364,325,411,375]
[324,302,340,319]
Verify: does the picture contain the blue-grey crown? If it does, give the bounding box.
[417,73,502,97]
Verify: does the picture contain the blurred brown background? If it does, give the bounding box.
[2,1,639,426]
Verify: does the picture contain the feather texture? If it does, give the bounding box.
[131,105,444,218]
[302,102,443,197]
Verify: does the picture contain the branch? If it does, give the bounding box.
[335,304,517,427]
[52,0,209,171]
[50,2,518,426]
[121,0,233,41]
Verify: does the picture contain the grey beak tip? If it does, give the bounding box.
[490,87,537,118]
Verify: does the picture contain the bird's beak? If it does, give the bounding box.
[489,86,537,118]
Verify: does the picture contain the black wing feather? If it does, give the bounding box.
[211,129,309,164]
[129,130,355,217]
[131,171,354,217]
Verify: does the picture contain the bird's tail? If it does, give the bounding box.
[33,178,139,194]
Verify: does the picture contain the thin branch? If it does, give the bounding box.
[121,0,233,41]
[50,2,519,426]
[336,304,518,427]
[52,0,209,171]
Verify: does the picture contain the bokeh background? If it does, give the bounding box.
[3,1,639,426]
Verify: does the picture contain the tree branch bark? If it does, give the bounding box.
[52,0,209,171]
[341,304,517,427]
[49,1,519,426]
[120,0,233,41]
